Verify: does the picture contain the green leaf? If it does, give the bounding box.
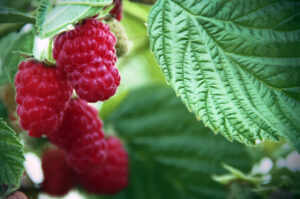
[105,85,253,199]
[0,6,35,24]
[0,119,24,198]
[57,0,112,6]
[148,0,300,151]
[35,0,51,34]
[37,0,112,38]
[0,27,34,84]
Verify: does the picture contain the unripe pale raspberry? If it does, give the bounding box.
[110,0,123,21]
[53,18,120,102]
[106,18,129,57]
[15,60,72,137]
[42,148,75,196]
[77,136,129,195]
[48,98,107,172]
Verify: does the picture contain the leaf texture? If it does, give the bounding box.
[0,120,24,198]
[147,0,300,150]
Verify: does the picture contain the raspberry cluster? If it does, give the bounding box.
[15,16,127,197]
[42,136,128,196]
[48,98,107,172]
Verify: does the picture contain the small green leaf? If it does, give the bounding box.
[0,119,24,198]
[57,0,112,6]
[38,4,107,38]
[0,6,35,23]
[106,85,253,199]
[0,26,34,84]
[148,0,300,151]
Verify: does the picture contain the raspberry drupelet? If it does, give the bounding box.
[15,60,72,137]
[53,18,120,102]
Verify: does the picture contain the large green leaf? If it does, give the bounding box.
[37,0,112,38]
[0,27,34,84]
[0,6,35,23]
[0,120,24,198]
[148,0,300,150]
[103,86,253,199]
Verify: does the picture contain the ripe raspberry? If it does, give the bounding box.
[15,60,72,137]
[106,18,128,57]
[77,137,129,195]
[67,132,107,172]
[42,148,75,196]
[110,0,123,21]
[48,98,107,172]
[53,18,120,102]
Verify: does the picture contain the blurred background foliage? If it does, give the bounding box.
[0,0,299,199]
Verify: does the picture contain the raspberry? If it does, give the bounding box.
[67,131,107,172]
[106,18,128,57]
[77,137,129,194]
[15,60,72,137]
[53,18,120,102]
[42,148,75,196]
[48,98,107,172]
[110,0,123,21]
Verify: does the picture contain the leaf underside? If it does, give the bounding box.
[106,86,253,199]
[148,0,300,150]
[37,0,112,38]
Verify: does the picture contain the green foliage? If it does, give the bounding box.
[36,0,112,38]
[104,85,253,199]
[0,120,24,198]
[148,0,300,150]
[0,6,35,24]
[0,27,34,84]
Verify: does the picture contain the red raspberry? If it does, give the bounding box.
[67,131,107,172]
[48,98,107,172]
[53,18,120,102]
[110,0,123,21]
[42,148,75,196]
[15,60,72,137]
[77,137,129,195]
